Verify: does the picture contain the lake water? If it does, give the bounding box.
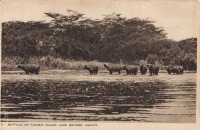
[0,72,196,122]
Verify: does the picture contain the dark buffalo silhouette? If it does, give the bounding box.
[147,64,159,76]
[165,65,184,75]
[104,64,122,74]
[178,66,184,74]
[140,64,147,75]
[122,65,138,75]
[84,65,98,75]
[17,64,40,74]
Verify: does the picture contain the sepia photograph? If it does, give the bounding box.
[0,0,199,129]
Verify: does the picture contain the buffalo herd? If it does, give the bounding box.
[83,64,184,76]
[17,63,184,76]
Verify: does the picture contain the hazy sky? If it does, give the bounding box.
[1,0,199,41]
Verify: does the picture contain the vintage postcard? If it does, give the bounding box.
[0,0,199,130]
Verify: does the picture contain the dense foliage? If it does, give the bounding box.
[2,10,197,70]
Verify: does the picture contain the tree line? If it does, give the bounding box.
[2,10,197,70]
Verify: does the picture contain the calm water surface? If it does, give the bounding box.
[0,72,196,122]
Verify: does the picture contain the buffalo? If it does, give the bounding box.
[17,64,40,74]
[84,65,98,75]
[165,66,183,75]
[104,64,122,74]
[140,64,147,75]
[178,66,184,74]
[147,64,159,76]
[122,65,138,75]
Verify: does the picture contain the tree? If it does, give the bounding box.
[182,53,196,70]
[147,54,159,64]
[1,10,197,70]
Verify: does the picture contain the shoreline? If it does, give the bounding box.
[1,71,196,83]
[1,69,197,75]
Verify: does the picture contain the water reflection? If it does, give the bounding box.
[1,79,196,122]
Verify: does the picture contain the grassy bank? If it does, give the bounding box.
[1,56,196,73]
[1,56,123,71]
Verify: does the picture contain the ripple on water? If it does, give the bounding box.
[1,73,196,122]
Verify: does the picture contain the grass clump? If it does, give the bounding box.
[1,56,114,71]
